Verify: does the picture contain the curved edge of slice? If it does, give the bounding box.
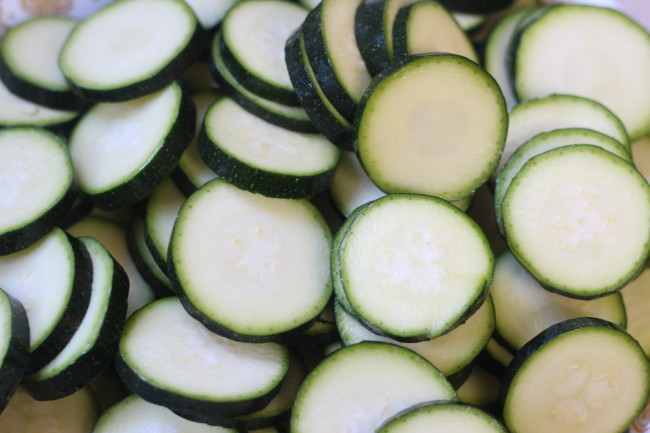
[0,288,30,412]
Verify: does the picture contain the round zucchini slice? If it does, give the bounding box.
[501,317,650,433]
[354,53,507,201]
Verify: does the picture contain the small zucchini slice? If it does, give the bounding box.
[501,317,650,433]
[0,288,29,412]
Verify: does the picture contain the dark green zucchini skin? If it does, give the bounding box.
[354,0,391,76]
[86,84,196,211]
[438,0,515,14]
[285,30,354,150]
[0,182,77,256]
[66,24,207,103]
[26,233,94,375]
[301,3,358,122]
[22,252,129,401]
[197,126,337,200]
[0,291,30,412]
[169,166,202,198]
[0,54,87,111]
[115,351,282,419]
[209,32,317,134]
[219,36,300,107]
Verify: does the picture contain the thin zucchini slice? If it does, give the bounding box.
[494,127,632,233]
[220,0,306,106]
[0,386,99,431]
[501,317,650,433]
[144,177,185,271]
[291,341,457,433]
[452,12,486,32]
[285,29,354,149]
[210,32,315,134]
[301,0,371,121]
[502,145,650,298]
[0,16,85,110]
[93,394,238,433]
[491,250,627,351]
[336,193,494,340]
[199,97,340,199]
[169,179,333,342]
[620,266,650,356]
[69,82,195,210]
[0,127,76,255]
[355,53,507,200]
[330,150,385,217]
[514,4,650,140]
[116,297,289,418]
[335,295,495,377]
[59,0,205,102]
[0,228,93,374]
[392,0,478,63]
[22,236,129,400]
[494,93,630,180]
[0,288,29,412]
[377,401,507,433]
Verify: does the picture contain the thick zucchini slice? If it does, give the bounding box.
[355,53,507,200]
[116,297,289,418]
[494,127,632,233]
[144,177,185,271]
[22,236,129,400]
[0,288,29,412]
[220,0,306,106]
[491,250,627,351]
[69,82,195,210]
[335,295,495,377]
[0,228,93,374]
[93,394,238,433]
[501,317,650,433]
[291,341,457,433]
[285,30,355,149]
[392,0,478,63]
[210,32,315,134]
[59,0,205,102]
[199,96,340,199]
[0,16,86,110]
[377,401,507,433]
[336,193,494,341]
[514,4,650,140]
[0,127,76,255]
[169,179,333,342]
[301,0,371,121]
[502,145,650,298]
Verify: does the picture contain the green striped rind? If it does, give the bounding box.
[81,84,196,210]
[301,2,357,121]
[354,0,392,76]
[22,236,129,400]
[0,289,30,412]
[285,30,354,149]
[209,31,316,133]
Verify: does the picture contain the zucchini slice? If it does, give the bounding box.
[377,401,507,433]
[285,30,355,149]
[291,341,457,433]
[0,288,29,412]
[69,82,195,210]
[183,0,239,30]
[169,179,333,342]
[116,297,289,418]
[513,4,650,140]
[392,0,478,63]
[501,317,650,433]
[199,96,340,199]
[301,0,371,122]
[0,127,76,255]
[330,150,386,217]
[22,236,129,400]
[0,228,93,374]
[93,394,238,433]
[59,0,205,102]
[502,145,650,299]
[354,53,507,200]
[0,16,86,110]
[220,0,306,106]
[491,250,627,351]
[336,193,494,341]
